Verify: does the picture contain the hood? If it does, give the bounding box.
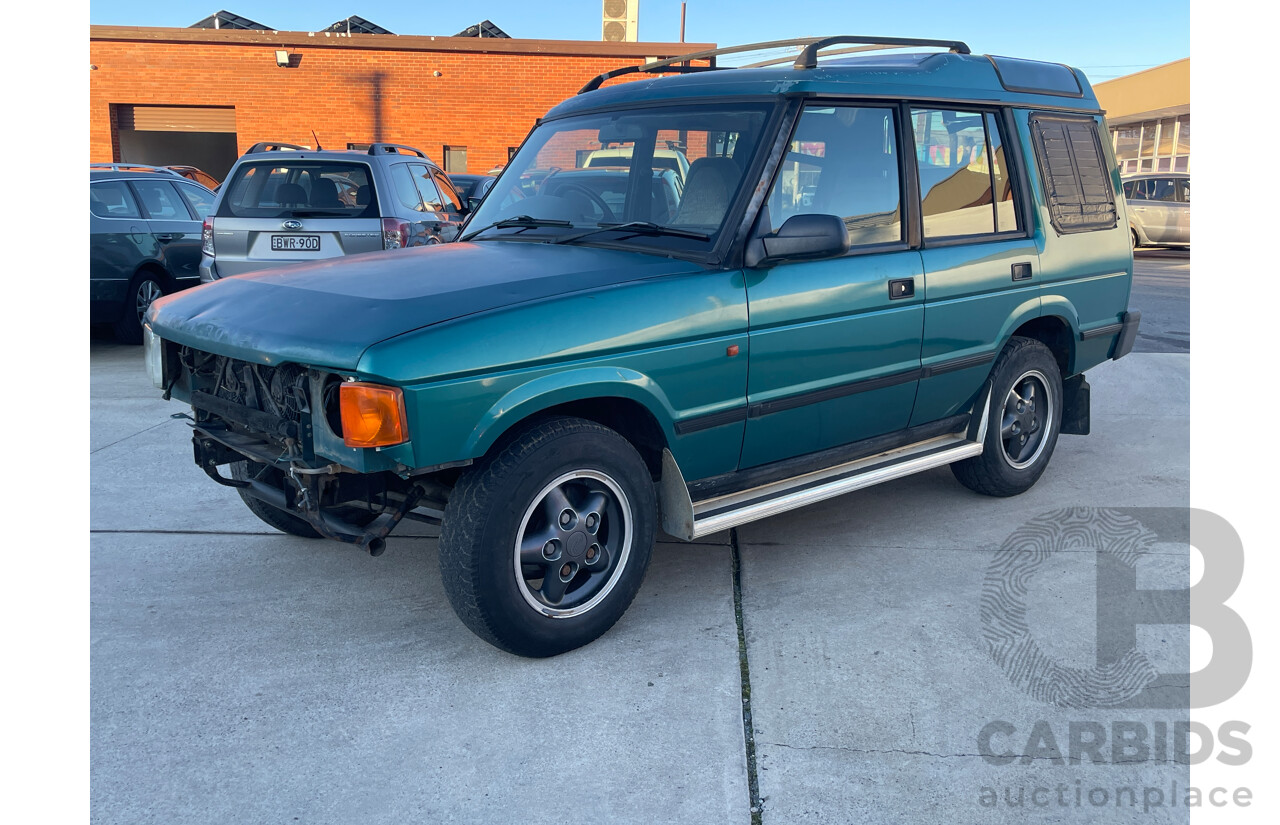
[148,241,697,369]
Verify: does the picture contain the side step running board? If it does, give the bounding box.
[660,387,991,540]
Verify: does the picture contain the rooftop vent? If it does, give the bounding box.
[189,10,270,30]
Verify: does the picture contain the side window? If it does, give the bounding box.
[1123,180,1142,200]
[90,181,141,218]
[764,104,903,247]
[431,169,464,215]
[911,108,1016,239]
[1149,178,1178,202]
[390,163,426,212]
[1178,179,1190,203]
[175,183,215,220]
[130,180,186,219]
[1029,114,1117,234]
[411,164,445,212]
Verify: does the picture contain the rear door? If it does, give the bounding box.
[741,103,924,468]
[212,159,383,276]
[129,178,203,285]
[909,107,1041,426]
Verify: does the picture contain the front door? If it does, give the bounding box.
[741,104,924,469]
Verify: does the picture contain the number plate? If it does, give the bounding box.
[271,234,320,251]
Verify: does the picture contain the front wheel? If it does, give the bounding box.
[438,417,656,657]
[951,336,1063,497]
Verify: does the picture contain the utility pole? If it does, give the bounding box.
[680,3,686,42]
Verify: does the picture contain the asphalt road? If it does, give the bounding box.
[91,265,1191,824]
[1130,248,1190,353]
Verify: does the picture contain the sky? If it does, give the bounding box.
[88,0,1189,82]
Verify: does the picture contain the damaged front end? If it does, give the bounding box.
[165,342,449,555]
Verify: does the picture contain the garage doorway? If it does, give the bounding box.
[115,105,238,184]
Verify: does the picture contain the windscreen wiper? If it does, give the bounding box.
[460,215,574,242]
[552,221,711,244]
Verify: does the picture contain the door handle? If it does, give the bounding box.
[155,233,179,242]
[888,278,915,299]
[1011,262,1033,282]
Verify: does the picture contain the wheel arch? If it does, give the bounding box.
[1009,314,1075,377]
[465,368,675,479]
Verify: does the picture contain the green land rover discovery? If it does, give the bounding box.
[144,36,1140,657]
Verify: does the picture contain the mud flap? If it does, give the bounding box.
[1061,374,1090,435]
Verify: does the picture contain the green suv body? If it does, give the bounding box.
[145,38,1140,656]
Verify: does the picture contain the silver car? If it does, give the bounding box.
[1122,172,1190,248]
[200,142,468,281]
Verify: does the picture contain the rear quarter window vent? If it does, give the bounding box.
[1030,114,1117,235]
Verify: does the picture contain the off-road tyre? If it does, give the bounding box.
[439,416,656,657]
[951,336,1063,497]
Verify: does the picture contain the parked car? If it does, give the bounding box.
[90,165,216,343]
[1122,172,1189,248]
[536,167,684,223]
[145,36,1139,657]
[447,173,497,205]
[582,144,690,182]
[199,142,467,282]
[164,165,221,190]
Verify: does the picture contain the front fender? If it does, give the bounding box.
[464,367,678,458]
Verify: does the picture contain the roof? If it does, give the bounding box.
[547,51,1100,120]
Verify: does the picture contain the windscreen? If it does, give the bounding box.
[464,104,773,254]
[217,161,377,218]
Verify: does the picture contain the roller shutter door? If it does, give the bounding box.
[117,105,236,133]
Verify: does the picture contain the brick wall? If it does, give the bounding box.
[89,28,711,175]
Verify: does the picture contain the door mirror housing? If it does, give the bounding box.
[747,214,850,267]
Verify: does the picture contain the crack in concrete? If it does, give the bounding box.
[90,419,177,455]
[730,528,763,825]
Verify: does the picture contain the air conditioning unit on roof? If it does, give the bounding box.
[602,0,638,43]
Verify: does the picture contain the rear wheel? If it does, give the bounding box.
[951,337,1063,497]
[113,274,164,344]
[438,417,655,657]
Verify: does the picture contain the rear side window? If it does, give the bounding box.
[90,181,141,218]
[1030,114,1117,234]
[175,182,215,220]
[218,161,377,218]
[131,180,188,220]
[911,108,1019,239]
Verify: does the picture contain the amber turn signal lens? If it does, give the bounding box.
[339,382,408,448]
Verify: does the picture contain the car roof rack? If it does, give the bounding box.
[347,142,428,158]
[89,162,183,176]
[578,35,972,94]
[245,142,311,153]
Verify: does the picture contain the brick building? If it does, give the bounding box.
[89,25,709,181]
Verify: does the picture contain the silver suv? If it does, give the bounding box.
[200,142,467,282]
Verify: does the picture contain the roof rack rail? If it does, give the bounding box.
[347,142,428,158]
[89,162,182,176]
[578,35,972,94]
[246,142,311,153]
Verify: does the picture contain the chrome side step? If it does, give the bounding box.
[658,387,990,541]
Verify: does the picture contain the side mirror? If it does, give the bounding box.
[467,196,483,213]
[747,214,850,267]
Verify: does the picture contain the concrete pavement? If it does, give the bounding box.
[91,340,1189,824]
